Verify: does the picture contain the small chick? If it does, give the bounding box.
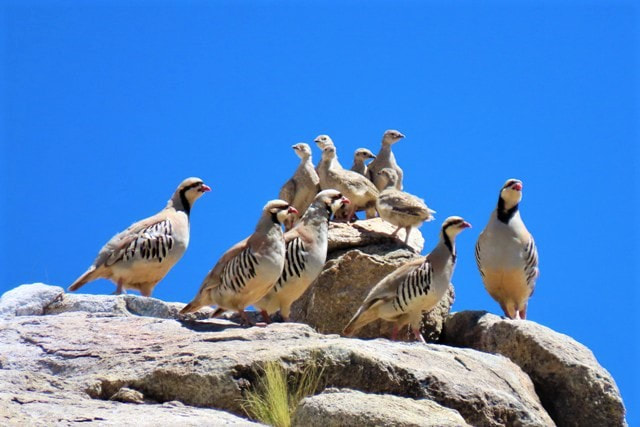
[376,168,435,245]
[351,148,376,176]
[278,143,321,230]
[367,129,405,190]
[317,145,379,220]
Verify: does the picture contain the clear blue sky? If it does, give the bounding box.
[1,0,638,422]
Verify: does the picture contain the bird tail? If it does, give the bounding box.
[343,307,378,336]
[68,266,99,292]
[179,300,201,315]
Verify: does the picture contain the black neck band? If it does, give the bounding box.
[497,197,519,224]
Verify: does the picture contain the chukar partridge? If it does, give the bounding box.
[317,145,379,220]
[68,177,211,297]
[255,190,351,321]
[376,168,436,245]
[475,179,539,320]
[278,143,321,230]
[179,200,298,325]
[367,129,405,190]
[343,216,471,342]
[351,148,376,176]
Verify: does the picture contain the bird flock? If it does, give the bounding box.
[68,130,539,342]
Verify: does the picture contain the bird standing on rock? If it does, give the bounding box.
[376,168,436,245]
[343,216,471,342]
[317,145,379,221]
[475,179,538,320]
[278,143,321,230]
[68,177,211,297]
[367,129,405,191]
[351,148,376,176]
[255,190,351,322]
[179,200,298,325]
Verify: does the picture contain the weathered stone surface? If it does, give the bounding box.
[0,371,259,426]
[443,311,627,427]
[293,388,470,427]
[327,218,425,253]
[0,283,64,318]
[0,285,553,427]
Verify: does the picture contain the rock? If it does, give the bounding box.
[0,287,554,427]
[293,388,470,427]
[0,371,259,426]
[442,311,627,427]
[291,219,452,341]
[327,218,425,253]
[0,283,64,318]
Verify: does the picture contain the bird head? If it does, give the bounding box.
[499,178,524,208]
[377,168,399,188]
[316,189,350,214]
[292,143,312,159]
[264,200,299,225]
[174,177,211,206]
[314,134,334,150]
[382,129,405,145]
[441,216,472,239]
[322,145,337,160]
[354,148,376,162]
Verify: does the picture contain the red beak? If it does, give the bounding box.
[200,184,212,192]
[341,197,351,205]
[462,221,472,229]
[512,183,523,191]
[288,206,299,214]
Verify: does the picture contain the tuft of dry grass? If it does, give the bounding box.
[242,360,324,427]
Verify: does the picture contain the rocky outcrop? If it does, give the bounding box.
[290,219,453,341]
[1,285,559,426]
[293,388,470,427]
[443,311,627,427]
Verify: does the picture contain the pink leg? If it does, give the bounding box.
[412,327,426,343]
[519,304,527,320]
[260,310,272,324]
[390,324,400,341]
[113,281,125,295]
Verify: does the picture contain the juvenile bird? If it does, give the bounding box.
[376,168,436,245]
[278,143,321,230]
[317,145,379,220]
[367,129,405,190]
[68,177,211,297]
[475,179,539,320]
[351,148,376,176]
[255,190,351,322]
[314,135,343,185]
[179,200,298,325]
[343,216,471,342]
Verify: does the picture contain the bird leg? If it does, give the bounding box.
[260,310,272,324]
[239,310,254,326]
[412,327,426,343]
[390,324,400,341]
[390,226,402,238]
[404,227,412,245]
[113,281,125,295]
[519,304,527,320]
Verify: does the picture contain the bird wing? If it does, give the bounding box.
[275,232,309,290]
[200,236,252,292]
[359,257,426,309]
[279,178,297,204]
[380,191,430,218]
[94,213,175,267]
[523,234,539,295]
